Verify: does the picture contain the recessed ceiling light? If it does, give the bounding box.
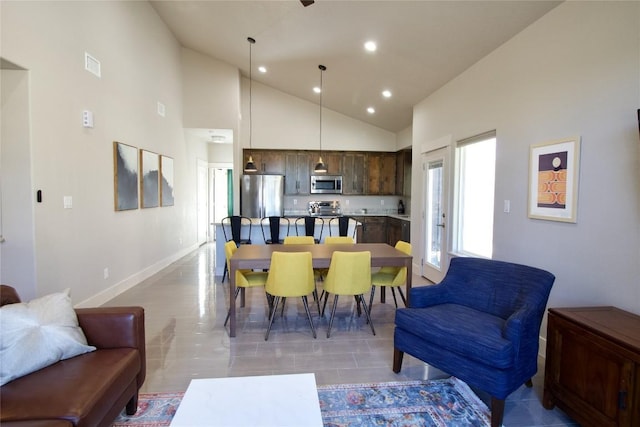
[382,90,392,98]
[313,86,321,94]
[258,66,267,73]
[364,41,377,52]
[367,107,375,114]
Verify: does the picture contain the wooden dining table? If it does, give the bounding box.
[227,243,413,337]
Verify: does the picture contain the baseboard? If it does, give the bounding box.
[75,244,199,308]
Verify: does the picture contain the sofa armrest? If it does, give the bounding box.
[75,306,146,388]
[408,283,450,308]
[503,304,542,362]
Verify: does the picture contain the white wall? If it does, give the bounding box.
[1,1,201,305]
[412,2,640,315]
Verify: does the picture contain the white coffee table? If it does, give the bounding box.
[170,373,323,427]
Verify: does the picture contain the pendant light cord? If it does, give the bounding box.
[319,64,326,158]
[248,37,255,155]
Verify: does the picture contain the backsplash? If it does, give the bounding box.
[284,195,410,216]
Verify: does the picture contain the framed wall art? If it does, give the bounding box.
[140,149,160,208]
[160,155,174,207]
[528,136,581,223]
[113,141,139,211]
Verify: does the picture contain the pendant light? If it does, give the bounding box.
[244,37,258,173]
[314,64,328,173]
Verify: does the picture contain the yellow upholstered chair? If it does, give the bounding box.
[223,240,269,326]
[369,241,411,313]
[283,235,321,313]
[321,251,374,338]
[264,251,317,341]
[324,236,355,244]
[283,235,315,245]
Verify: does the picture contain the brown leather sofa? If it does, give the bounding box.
[0,285,146,427]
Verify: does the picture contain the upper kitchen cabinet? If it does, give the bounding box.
[243,149,286,175]
[342,153,366,195]
[367,152,396,195]
[284,151,311,195]
[311,151,343,175]
[395,149,412,197]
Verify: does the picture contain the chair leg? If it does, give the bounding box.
[490,397,505,427]
[354,295,362,316]
[525,378,533,388]
[280,297,287,317]
[224,288,241,326]
[126,392,138,415]
[301,296,317,339]
[222,263,228,282]
[358,295,375,336]
[369,286,376,315]
[392,348,404,373]
[390,287,399,307]
[397,287,407,307]
[326,295,339,338]
[321,291,330,317]
[313,288,321,315]
[265,296,281,341]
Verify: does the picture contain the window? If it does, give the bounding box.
[454,131,496,258]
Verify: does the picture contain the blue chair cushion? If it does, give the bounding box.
[395,303,514,369]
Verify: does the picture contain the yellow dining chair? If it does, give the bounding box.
[264,251,317,340]
[283,235,320,313]
[369,241,411,313]
[283,235,315,245]
[321,251,375,338]
[223,240,269,326]
[324,236,355,244]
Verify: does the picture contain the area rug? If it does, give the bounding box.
[112,377,490,426]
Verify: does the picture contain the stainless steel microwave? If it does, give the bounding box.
[310,175,342,194]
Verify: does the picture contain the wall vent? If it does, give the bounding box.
[84,52,101,78]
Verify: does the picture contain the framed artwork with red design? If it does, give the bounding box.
[528,136,580,223]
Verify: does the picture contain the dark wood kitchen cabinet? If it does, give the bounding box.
[342,153,366,195]
[284,151,311,195]
[243,149,286,175]
[395,149,412,197]
[359,216,387,243]
[543,307,640,427]
[387,217,410,246]
[310,151,343,175]
[367,153,396,195]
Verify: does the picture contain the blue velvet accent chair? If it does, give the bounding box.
[393,257,555,427]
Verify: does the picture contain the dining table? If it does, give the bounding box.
[227,243,413,337]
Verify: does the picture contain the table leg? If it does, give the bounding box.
[229,262,237,337]
[380,287,386,303]
[405,259,412,306]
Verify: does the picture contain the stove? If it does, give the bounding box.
[308,200,341,217]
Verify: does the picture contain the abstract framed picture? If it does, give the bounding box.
[528,136,581,223]
[113,141,139,211]
[140,149,160,208]
[160,155,175,207]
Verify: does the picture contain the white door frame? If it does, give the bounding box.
[422,147,450,283]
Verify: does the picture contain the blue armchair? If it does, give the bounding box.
[393,257,555,427]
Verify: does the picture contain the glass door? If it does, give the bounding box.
[423,147,449,283]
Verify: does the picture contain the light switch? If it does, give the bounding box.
[83,110,94,128]
[64,196,73,209]
[503,200,511,213]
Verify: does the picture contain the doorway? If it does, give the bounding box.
[422,147,450,283]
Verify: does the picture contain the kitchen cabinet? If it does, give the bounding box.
[359,216,387,243]
[367,153,396,195]
[310,151,343,175]
[543,307,640,427]
[284,151,311,195]
[396,149,412,197]
[342,153,366,195]
[387,217,410,246]
[243,149,286,174]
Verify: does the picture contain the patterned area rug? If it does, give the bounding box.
[112,377,490,426]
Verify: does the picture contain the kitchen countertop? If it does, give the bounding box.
[284,212,411,221]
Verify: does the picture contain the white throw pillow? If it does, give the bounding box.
[0,289,96,386]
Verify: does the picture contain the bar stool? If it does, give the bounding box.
[329,216,357,239]
[261,216,290,244]
[221,215,252,281]
[295,216,324,243]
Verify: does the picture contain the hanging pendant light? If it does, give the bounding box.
[314,64,328,173]
[244,37,258,173]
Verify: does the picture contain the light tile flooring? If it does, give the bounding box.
[105,243,577,426]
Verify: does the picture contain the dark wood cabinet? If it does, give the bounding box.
[343,153,366,195]
[310,151,342,175]
[395,149,412,197]
[359,216,387,243]
[284,151,311,195]
[543,307,640,427]
[366,153,396,195]
[387,217,410,246]
[243,149,286,174]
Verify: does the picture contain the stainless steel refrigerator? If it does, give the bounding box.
[240,175,284,218]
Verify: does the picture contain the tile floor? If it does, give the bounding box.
[105,243,577,426]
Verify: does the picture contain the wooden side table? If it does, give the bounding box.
[543,306,640,426]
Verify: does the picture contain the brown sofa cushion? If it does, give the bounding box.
[0,348,140,426]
